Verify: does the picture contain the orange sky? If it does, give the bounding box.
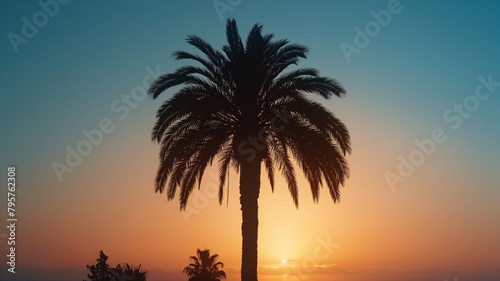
[3,111,498,280]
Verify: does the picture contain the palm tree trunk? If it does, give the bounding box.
[239,159,261,281]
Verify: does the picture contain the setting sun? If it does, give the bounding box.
[281,260,287,264]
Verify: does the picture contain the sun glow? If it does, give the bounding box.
[281,259,287,263]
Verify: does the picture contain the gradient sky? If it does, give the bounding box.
[1,1,499,281]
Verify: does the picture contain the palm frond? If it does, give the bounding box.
[150,18,350,212]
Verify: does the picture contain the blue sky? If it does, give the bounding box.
[0,1,499,281]
[1,0,499,171]
[1,0,499,167]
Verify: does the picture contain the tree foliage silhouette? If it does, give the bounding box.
[113,263,148,281]
[149,18,351,281]
[85,250,147,281]
[86,250,112,281]
[183,249,226,281]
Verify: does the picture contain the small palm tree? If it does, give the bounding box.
[149,18,350,281]
[183,249,226,281]
[113,263,147,281]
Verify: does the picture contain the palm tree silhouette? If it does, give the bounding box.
[113,263,147,281]
[149,19,351,281]
[183,249,226,281]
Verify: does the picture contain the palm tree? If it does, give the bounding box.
[148,19,351,281]
[183,249,226,281]
[113,263,147,281]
